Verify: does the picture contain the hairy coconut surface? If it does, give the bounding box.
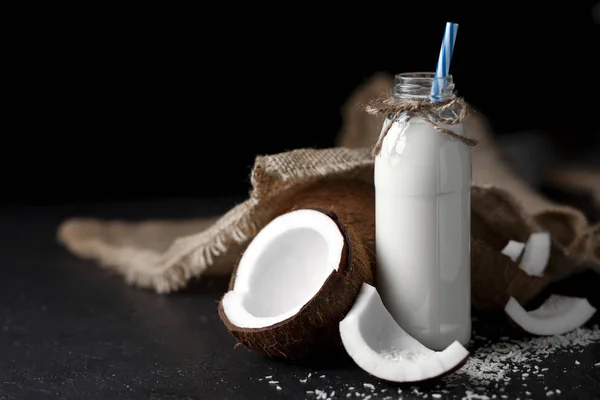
[274,178,376,260]
[471,237,550,312]
[218,208,373,360]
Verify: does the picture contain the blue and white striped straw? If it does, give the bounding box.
[431,22,459,101]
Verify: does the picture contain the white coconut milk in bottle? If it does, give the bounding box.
[374,72,471,350]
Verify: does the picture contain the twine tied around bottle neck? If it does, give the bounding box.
[365,94,478,156]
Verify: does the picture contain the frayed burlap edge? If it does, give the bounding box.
[57,147,374,293]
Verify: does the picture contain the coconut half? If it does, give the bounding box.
[218,208,372,359]
[339,283,469,383]
[505,294,597,336]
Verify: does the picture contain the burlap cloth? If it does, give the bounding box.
[57,73,600,300]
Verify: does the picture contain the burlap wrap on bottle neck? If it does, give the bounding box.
[365,94,478,156]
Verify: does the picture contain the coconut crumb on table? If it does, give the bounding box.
[443,326,600,387]
[362,383,375,390]
[277,327,598,400]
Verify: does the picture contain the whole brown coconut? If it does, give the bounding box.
[218,208,373,360]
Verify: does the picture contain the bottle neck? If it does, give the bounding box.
[392,72,457,103]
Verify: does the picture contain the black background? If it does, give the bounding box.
[6,2,600,204]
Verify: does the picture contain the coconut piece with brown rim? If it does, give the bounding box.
[471,237,550,312]
[218,208,373,359]
[505,294,597,336]
[339,283,469,383]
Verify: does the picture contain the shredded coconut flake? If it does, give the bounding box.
[264,326,599,400]
[445,326,600,386]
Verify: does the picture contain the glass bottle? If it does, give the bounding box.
[374,72,472,350]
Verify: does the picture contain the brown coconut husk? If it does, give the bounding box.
[218,208,373,360]
[470,236,550,312]
[274,178,375,261]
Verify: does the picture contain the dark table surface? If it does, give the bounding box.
[1,198,599,400]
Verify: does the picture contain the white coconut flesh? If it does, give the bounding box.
[339,283,469,383]
[220,209,345,329]
[501,240,526,262]
[505,294,597,336]
[519,232,551,277]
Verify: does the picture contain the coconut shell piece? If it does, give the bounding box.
[471,236,550,312]
[470,185,594,282]
[218,209,373,360]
